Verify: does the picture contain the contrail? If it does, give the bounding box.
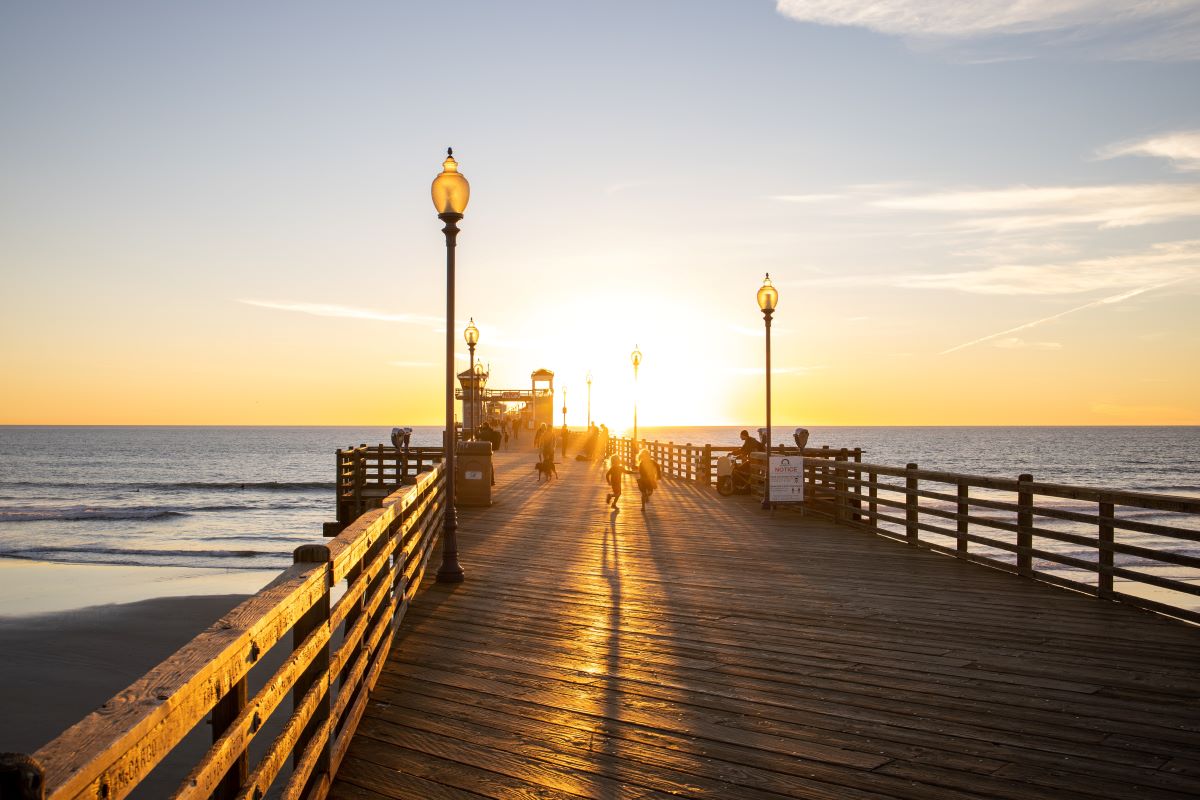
[939,281,1178,355]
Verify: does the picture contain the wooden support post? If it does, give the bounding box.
[851,448,863,523]
[1017,474,1033,576]
[956,481,968,555]
[0,754,45,800]
[868,470,878,528]
[211,676,248,800]
[341,558,365,693]
[292,544,332,788]
[1099,501,1115,598]
[701,445,712,486]
[905,463,919,544]
[834,448,848,524]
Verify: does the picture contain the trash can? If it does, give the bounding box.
[456,440,493,506]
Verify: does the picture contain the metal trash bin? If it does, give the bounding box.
[456,440,493,506]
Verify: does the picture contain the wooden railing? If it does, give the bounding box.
[818,460,1200,625]
[606,436,858,492]
[334,445,443,528]
[607,437,1199,625]
[19,464,447,800]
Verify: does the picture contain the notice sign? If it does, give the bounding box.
[769,455,804,502]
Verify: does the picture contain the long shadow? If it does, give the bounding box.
[595,505,623,799]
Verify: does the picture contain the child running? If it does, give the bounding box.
[604,454,625,511]
[635,448,661,508]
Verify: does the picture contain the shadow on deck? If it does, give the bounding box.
[330,448,1200,799]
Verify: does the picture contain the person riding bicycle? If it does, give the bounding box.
[732,429,763,478]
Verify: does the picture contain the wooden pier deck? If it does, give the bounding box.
[329,448,1200,800]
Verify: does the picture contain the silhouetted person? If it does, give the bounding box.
[635,448,661,507]
[604,454,625,511]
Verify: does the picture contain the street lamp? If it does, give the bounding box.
[432,147,468,583]
[473,361,485,436]
[631,345,642,448]
[464,318,479,438]
[757,273,778,510]
[586,370,593,428]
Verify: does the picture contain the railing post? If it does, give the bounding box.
[701,445,712,486]
[868,469,877,528]
[834,448,848,524]
[0,754,45,800]
[905,463,919,544]
[1099,500,1115,598]
[211,673,248,800]
[956,481,969,555]
[292,544,332,789]
[851,448,863,523]
[1017,474,1033,576]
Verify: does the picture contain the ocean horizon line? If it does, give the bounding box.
[2,423,1199,429]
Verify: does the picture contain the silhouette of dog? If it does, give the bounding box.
[535,456,558,482]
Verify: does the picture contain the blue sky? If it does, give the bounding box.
[2,1,1198,424]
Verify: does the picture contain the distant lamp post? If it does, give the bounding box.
[464,318,479,437]
[432,147,469,583]
[757,273,778,510]
[561,386,569,456]
[631,346,642,447]
[473,361,486,434]
[586,370,593,428]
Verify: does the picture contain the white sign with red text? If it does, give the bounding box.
[769,455,804,502]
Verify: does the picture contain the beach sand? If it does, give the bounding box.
[0,558,279,617]
[0,594,250,756]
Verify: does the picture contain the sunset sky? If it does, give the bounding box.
[2,1,1198,427]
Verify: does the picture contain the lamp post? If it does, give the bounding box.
[561,386,568,456]
[472,361,485,435]
[757,273,778,510]
[586,370,593,428]
[464,318,479,438]
[631,345,642,449]
[432,147,468,583]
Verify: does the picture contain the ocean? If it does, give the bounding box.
[0,426,1196,606]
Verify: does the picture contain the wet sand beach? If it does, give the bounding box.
[0,593,249,754]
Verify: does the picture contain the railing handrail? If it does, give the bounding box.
[25,462,447,800]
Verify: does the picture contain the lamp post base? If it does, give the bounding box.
[436,564,465,583]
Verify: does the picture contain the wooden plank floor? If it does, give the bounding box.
[330,447,1200,800]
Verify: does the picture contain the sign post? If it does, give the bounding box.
[769,455,804,503]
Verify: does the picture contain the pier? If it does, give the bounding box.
[9,436,1200,800]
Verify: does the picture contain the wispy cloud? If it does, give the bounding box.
[992,337,1062,350]
[810,240,1200,296]
[939,281,1176,355]
[1098,130,1200,172]
[239,300,443,327]
[771,193,843,204]
[775,0,1200,61]
[871,184,1200,232]
[389,360,434,368]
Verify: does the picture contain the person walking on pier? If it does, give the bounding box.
[635,448,661,508]
[604,454,626,511]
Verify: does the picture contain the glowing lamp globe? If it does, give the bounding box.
[631,346,642,368]
[431,148,470,216]
[464,318,479,346]
[757,273,779,312]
